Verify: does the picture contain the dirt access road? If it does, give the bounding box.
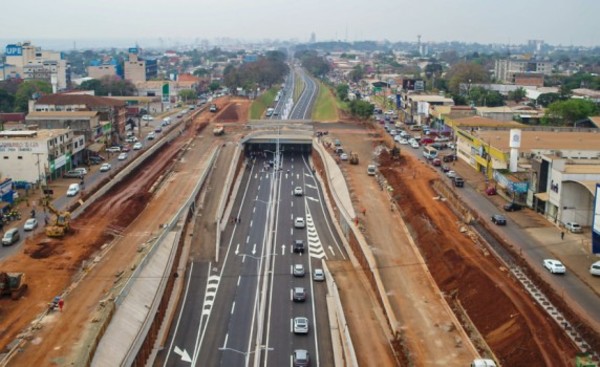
[0,100,245,366]
[327,121,581,366]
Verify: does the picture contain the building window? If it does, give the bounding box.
[18,156,23,159]
[3,157,8,159]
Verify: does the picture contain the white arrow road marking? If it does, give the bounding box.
[306,183,317,189]
[235,244,239,255]
[254,173,258,179]
[252,243,257,255]
[306,196,320,203]
[174,346,192,363]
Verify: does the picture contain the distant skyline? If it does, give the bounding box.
[1,0,599,50]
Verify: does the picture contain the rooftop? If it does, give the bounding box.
[475,129,600,152]
[408,94,454,103]
[27,111,99,118]
[0,129,71,139]
[36,94,126,107]
[450,116,525,128]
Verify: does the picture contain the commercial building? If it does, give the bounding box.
[494,58,553,84]
[0,129,84,183]
[124,48,158,83]
[3,41,69,90]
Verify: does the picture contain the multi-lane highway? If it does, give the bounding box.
[289,69,319,120]
[161,147,345,366]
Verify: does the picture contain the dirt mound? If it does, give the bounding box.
[215,103,240,122]
[26,240,63,259]
[380,152,578,366]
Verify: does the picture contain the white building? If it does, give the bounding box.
[0,129,82,184]
[4,41,69,90]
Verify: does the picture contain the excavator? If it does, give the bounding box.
[0,272,27,300]
[44,199,71,238]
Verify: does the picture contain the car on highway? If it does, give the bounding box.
[293,349,310,367]
[100,163,111,172]
[293,317,309,334]
[543,259,566,274]
[491,214,507,225]
[590,261,600,276]
[294,217,305,228]
[293,264,305,277]
[64,170,84,179]
[133,142,143,150]
[340,153,349,161]
[293,287,306,302]
[147,132,156,140]
[2,228,20,246]
[66,183,80,197]
[154,126,162,133]
[503,202,523,212]
[23,218,38,231]
[125,136,138,143]
[446,170,457,179]
[565,222,582,233]
[453,177,465,187]
[121,145,131,152]
[118,153,128,160]
[294,186,303,196]
[313,268,325,281]
[293,240,305,253]
[141,114,153,121]
[106,146,121,153]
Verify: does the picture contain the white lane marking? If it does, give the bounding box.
[290,214,294,220]
[329,246,335,255]
[291,201,294,207]
[237,275,241,286]
[250,219,253,228]
[306,196,319,202]
[289,288,293,301]
[235,244,239,255]
[258,185,261,190]
[290,318,293,334]
[290,228,293,236]
[282,244,286,256]
[173,346,192,363]
[246,235,250,244]
[253,206,256,213]
[290,264,293,275]
[221,333,228,349]
[255,195,258,200]
[241,254,246,263]
[306,183,317,189]
[252,243,257,255]
[230,302,236,315]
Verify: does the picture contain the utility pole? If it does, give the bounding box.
[33,152,46,189]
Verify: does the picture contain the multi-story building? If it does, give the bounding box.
[494,58,553,83]
[0,129,83,183]
[88,63,119,79]
[124,48,158,83]
[3,41,69,90]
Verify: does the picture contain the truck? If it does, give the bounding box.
[213,125,224,136]
[0,272,27,300]
[349,152,359,165]
[209,104,218,112]
[44,199,71,238]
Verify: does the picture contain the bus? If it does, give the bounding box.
[423,146,438,160]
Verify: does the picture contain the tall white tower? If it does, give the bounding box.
[509,129,521,172]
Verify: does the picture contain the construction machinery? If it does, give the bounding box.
[0,272,27,300]
[44,199,71,237]
[213,124,224,136]
[349,152,359,165]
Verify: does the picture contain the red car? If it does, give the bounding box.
[421,138,435,145]
[432,158,442,166]
[485,187,497,195]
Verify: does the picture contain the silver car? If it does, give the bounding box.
[293,264,305,277]
[293,317,309,334]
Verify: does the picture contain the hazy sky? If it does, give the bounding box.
[2,0,599,48]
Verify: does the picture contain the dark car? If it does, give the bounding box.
[293,349,310,367]
[453,177,464,187]
[491,214,507,225]
[442,154,457,162]
[293,287,306,302]
[504,202,523,212]
[432,158,442,167]
[293,240,305,253]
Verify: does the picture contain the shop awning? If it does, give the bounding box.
[87,143,104,153]
[534,192,549,201]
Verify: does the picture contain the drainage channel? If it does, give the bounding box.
[472,222,598,359]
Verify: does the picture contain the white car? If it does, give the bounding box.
[106,146,121,153]
[133,142,143,150]
[565,222,582,233]
[24,218,38,231]
[294,217,305,228]
[293,317,309,334]
[125,136,138,143]
[446,170,457,179]
[294,187,303,196]
[398,138,409,145]
[543,259,566,274]
[66,183,80,197]
[147,132,156,140]
[340,153,349,161]
[293,264,305,277]
[410,141,420,149]
[100,163,112,172]
[313,268,325,281]
[118,153,128,160]
[141,114,153,121]
[590,261,600,276]
[73,167,88,176]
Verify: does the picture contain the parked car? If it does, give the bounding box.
[125,136,138,143]
[100,163,112,172]
[442,154,457,162]
[293,264,305,277]
[64,170,84,179]
[453,177,465,187]
[121,145,131,152]
[565,222,583,233]
[106,146,121,153]
[503,202,523,212]
[293,317,309,334]
[1,228,20,246]
[118,153,128,161]
[340,153,349,161]
[446,170,457,179]
[432,158,442,166]
[491,214,507,225]
[141,114,153,121]
[294,217,305,228]
[293,349,310,367]
[147,132,156,140]
[294,187,303,196]
[410,141,420,149]
[293,240,305,253]
[485,187,497,196]
[89,155,104,165]
[23,218,38,231]
[313,268,325,281]
[73,167,88,176]
[154,126,163,133]
[66,183,80,197]
[543,259,566,274]
[293,287,306,302]
[590,261,600,276]
[133,142,143,150]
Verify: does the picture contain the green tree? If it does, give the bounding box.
[348,100,374,119]
[536,93,561,107]
[178,89,197,103]
[507,87,527,102]
[209,81,220,93]
[0,88,15,112]
[543,99,598,126]
[348,65,364,83]
[193,68,210,77]
[79,79,106,95]
[336,84,349,101]
[446,62,489,94]
[14,80,52,112]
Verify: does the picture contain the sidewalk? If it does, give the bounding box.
[450,158,600,296]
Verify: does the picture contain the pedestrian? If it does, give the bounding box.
[58,298,64,312]
[44,216,49,226]
[362,208,366,216]
[561,231,565,240]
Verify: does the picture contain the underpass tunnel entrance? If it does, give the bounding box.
[242,131,313,158]
[244,142,312,156]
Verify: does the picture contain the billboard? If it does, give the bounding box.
[5,44,22,56]
[128,47,139,54]
[592,183,600,254]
